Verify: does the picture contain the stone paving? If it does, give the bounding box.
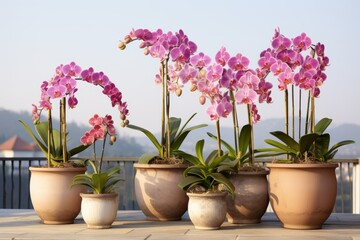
[0,209,359,240]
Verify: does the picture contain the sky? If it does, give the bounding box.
[1,0,359,138]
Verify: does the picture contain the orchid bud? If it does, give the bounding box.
[124,119,129,125]
[199,96,206,105]
[109,135,116,145]
[120,113,126,120]
[190,84,197,92]
[139,42,146,48]
[175,88,182,97]
[118,42,126,50]
[144,48,150,55]
[124,35,131,44]
[120,122,126,128]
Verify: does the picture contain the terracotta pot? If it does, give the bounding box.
[187,191,227,230]
[226,170,269,224]
[29,166,86,224]
[267,163,338,229]
[80,193,118,229]
[134,163,188,221]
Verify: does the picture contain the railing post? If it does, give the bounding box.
[353,159,360,214]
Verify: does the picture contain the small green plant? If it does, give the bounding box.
[71,114,122,194]
[178,140,235,198]
[257,118,355,163]
[71,159,122,194]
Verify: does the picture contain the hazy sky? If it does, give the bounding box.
[1,0,359,137]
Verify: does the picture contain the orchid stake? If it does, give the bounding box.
[60,97,67,163]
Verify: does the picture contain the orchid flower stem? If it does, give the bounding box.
[284,89,289,136]
[215,120,222,157]
[93,140,97,170]
[160,61,166,158]
[305,91,311,134]
[99,134,107,174]
[60,97,67,163]
[298,89,302,141]
[230,91,239,157]
[284,89,289,160]
[164,58,171,159]
[47,109,52,167]
[247,104,254,166]
[291,85,295,139]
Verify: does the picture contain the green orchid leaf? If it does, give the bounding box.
[178,175,203,191]
[264,139,297,155]
[195,140,205,165]
[107,167,121,177]
[68,144,91,159]
[314,117,332,134]
[299,133,319,155]
[19,120,48,156]
[270,131,300,152]
[238,124,251,159]
[169,117,181,143]
[210,172,235,198]
[324,140,355,161]
[313,133,330,159]
[127,124,161,154]
[207,152,228,169]
[205,150,218,166]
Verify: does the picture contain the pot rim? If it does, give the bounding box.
[187,191,227,197]
[234,169,269,175]
[266,162,338,169]
[80,192,118,198]
[29,166,87,172]
[133,163,188,169]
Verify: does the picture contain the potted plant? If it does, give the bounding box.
[256,29,355,229]
[19,62,129,224]
[71,114,122,229]
[182,47,273,223]
[118,28,207,221]
[178,139,235,230]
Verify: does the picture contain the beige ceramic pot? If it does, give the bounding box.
[226,170,269,224]
[267,163,338,229]
[80,193,118,229]
[29,166,86,224]
[134,163,188,221]
[187,191,227,230]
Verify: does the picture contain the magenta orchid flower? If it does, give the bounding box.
[228,53,250,71]
[215,47,230,66]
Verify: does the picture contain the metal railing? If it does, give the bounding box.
[0,157,359,212]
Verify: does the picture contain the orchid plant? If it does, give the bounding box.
[71,114,122,194]
[20,62,130,167]
[118,28,207,164]
[256,29,354,162]
[176,47,273,171]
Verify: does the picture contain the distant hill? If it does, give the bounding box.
[0,108,145,157]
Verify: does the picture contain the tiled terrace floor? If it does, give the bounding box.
[0,209,359,240]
